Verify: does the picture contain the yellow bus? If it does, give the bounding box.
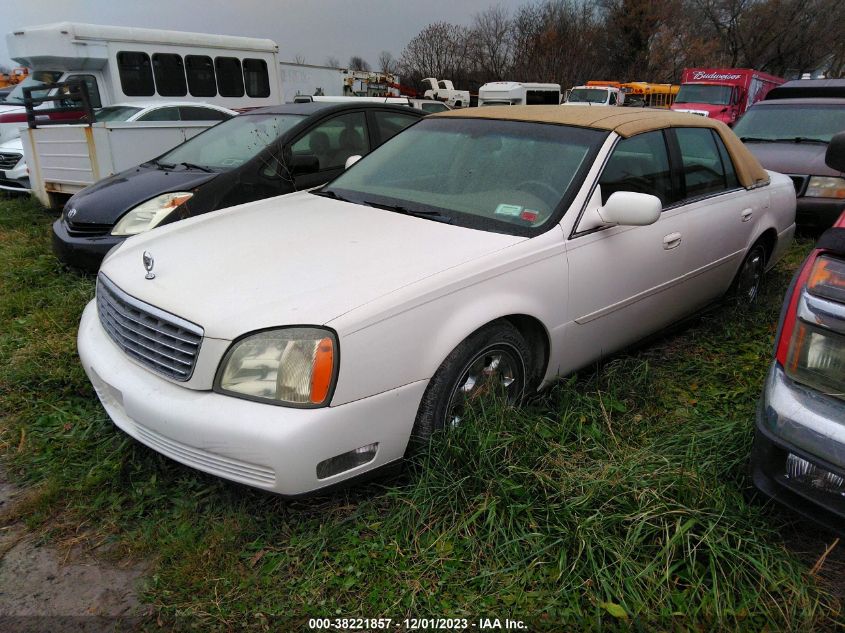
[621,82,680,108]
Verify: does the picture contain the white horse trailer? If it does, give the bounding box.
[477,82,561,106]
[1,22,281,142]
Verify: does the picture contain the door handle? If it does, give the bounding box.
[663,232,682,250]
[741,208,753,222]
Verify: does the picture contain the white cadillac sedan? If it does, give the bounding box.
[78,107,796,495]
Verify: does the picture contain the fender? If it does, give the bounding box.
[328,228,568,405]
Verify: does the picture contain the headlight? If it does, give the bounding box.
[805,176,845,199]
[111,192,193,236]
[215,328,338,407]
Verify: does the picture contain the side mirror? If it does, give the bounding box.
[345,154,362,170]
[288,153,320,176]
[597,191,662,226]
[825,131,845,172]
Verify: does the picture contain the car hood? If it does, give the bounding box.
[100,192,525,339]
[743,142,839,177]
[66,164,219,224]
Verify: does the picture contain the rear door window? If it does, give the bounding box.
[372,111,419,144]
[215,57,245,97]
[179,106,231,121]
[117,51,155,96]
[598,131,674,205]
[152,53,187,97]
[186,56,217,97]
[676,127,730,199]
[137,107,180,122]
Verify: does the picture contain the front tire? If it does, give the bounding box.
[411,321,534,442]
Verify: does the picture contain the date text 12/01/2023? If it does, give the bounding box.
[307,618,528,630]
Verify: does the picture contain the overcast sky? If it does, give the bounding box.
[1,0,517,68]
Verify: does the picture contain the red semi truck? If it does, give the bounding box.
[670,68,784,126]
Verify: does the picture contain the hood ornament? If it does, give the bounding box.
[143,251,155,280]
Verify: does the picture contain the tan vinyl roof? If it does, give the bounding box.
[434,105,770,188]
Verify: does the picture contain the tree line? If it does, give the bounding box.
[389,0,845,94]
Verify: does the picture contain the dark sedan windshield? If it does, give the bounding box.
[323,117,606,236]
[158,113,305,170]
[734,104,845,143]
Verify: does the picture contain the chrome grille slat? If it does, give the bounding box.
[97,307,194,367]
[97,274,203,381]
[0,152,21,170]
[97,294,200,349]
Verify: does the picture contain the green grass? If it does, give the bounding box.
[0,193,839,631]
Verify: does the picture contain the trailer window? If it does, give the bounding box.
[117,51,155,97]
[243,59,270,98]
[186,56,217,97]
[527,90,560,105]
[215,57,244,97]
[152,54,187,97]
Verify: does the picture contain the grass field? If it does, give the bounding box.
[0,193,841,631]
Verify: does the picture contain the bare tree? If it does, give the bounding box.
[378,51,399,75]
[324,55,341,68]
[399,22,473,89]
[348,56,371,71]
[470,5,514,80]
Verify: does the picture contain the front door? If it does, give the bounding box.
[564,130,694,366]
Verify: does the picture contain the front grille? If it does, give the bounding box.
[788,174,809,196]
[66,219,112,237]
[96,274,203,381]
[0,152,21,170]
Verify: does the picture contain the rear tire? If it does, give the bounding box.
[411,321,534,443]
[729,242,767,304]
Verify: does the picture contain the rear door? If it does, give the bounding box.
[665,126,760,299]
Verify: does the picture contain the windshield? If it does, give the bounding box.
[1,70,64,105]
[158,113,305,170]
[323,117,605,236]
[675,84,733,105]
[733,105,845,143]
[567,88,608,104]
[94,106,143,122]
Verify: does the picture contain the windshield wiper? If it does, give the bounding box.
[150,159,174,170]
[178,161,213,172]
[776,136,829,145]
[311,189,352,203]
[739,136,777,143]
[363,200,453,224]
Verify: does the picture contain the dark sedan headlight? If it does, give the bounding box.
[111,192,193,236]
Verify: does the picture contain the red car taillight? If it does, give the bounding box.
[776,253,845,401]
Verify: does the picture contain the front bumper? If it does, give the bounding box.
[77,301,427,495]
[750,363,845,536]
[796,197,845,231]
[52,218,123,273]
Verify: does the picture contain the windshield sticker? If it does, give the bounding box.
[520,209,539,222]
[495,203,523,217]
